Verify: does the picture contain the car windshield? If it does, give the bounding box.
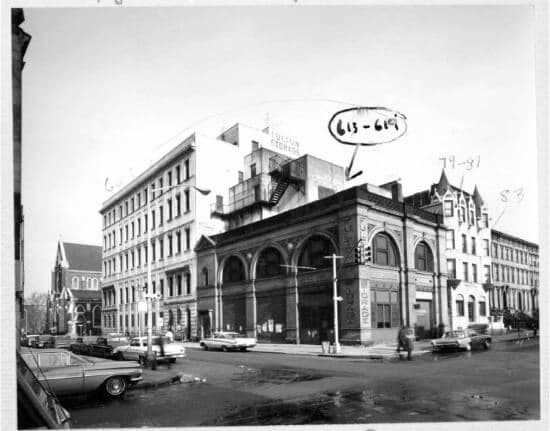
[443,331,465,338]
[152,337,172,345]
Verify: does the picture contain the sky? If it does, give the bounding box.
[19,4,538,296]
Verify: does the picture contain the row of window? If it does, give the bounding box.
[446,231,490,256]
[71,277,99,290]
[109,272,192,305]
[103,190,191,251]
[491,242,538,266]
[103,158,192,228]
[455,294,487,320]
[492,263,538,287]
[443,201,489,228]
[491,287,535,311]
[103,227,191,277]
[447,259,491,283]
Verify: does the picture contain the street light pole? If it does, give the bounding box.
[324,253,343,354]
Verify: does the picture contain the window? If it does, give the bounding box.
[482,213,489,228]
[492,243,498,258]
[160,279,164,297]
[175,194,181,216]
[223,256,246,283]
[414,242,434,272]
[484,265,491,283]
[471,237,476,255]
[462,234,467,253]
[176,231,181,253]
[257,247,284,278]
[167,199,172,220]
[131,221,135,239]
[137,218,141,236]
[150,183,155,202]
[119,228,123,245]
[137,247,141,267]
[447,259,456,278]
[152,210,156,229]
[159,177,164,194]
[483,239,489,256]
[376,304,391,328]
[202,267,209,286]
[456,294,465,316]
[168,234,173,256]
[298,235,336,270]
[469,209,475,225]
[185,273,191,295]
[131,198,134,213]
[125,253,129,271]
[159,239,164,260]
[468,296,475,322]
[144,214,148,233]
[144,245,148,264]
[168,171,172,187]
[184,189,190,212]
[176,275,182,296]
[131,251,135,269]
[159,206,164,226]
[463,262,469,281]
[184,159,190,180]
[151,240,156,261]
[444,201,453,216]
[446,229,455,249]
[72,276,79,289]
[185,227,190,250]
[152,280,156,294]
[250,163,257,177]
[176,166,181,184]
[460,206,466,222]
[372,233,399,267]
[472,264,478,283]
[168,277,173,297]
[125,225,129,242]
[137,193,141,208]
[125,201,129,216]
[238,171,244,182]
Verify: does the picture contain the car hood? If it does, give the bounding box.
[432,337,464,343]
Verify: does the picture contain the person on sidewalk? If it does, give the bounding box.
[165,328,174,342]
[397,326,414,361]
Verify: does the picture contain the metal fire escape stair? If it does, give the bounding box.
[269,178,290,205]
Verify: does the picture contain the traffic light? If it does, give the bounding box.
[364,246,372,263]
[354,246,363,264]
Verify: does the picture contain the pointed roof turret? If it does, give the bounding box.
[435,169,451,196]
[472,185,485,211]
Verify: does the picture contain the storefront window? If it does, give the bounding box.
[372,233,399,267]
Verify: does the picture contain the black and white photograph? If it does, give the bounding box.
[2,0,548,429]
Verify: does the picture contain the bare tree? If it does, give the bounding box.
[24,292,48,334]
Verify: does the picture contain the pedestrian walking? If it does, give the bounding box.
[397,326,414,361]
[165,328,174,342]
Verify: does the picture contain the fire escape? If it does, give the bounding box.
[267,155,305,205]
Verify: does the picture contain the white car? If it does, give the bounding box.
[200,332,257,352]
[113,336,186,364]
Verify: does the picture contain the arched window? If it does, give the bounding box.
[298,235,335,271]
[75,305,85,314]
[177,308,182,326]
[92,305,101,326]
[72,277,79,289]
[256,247,284,279]
[414,242,434,272]
[93,278,99,289]
[478,296,487,317]
[223,256,246,283]
[87,278,92,289]
[372,233,399,267]
[456,294,464,316]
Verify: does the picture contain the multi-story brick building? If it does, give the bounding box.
[100,124,303,338]
[47,241,102,336]
[489,229,539,328]
[196,181,450,344]
[405,170,491,331]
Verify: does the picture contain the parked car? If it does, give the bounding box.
[20,348,142,398]
[113,336,186,363]
[89,334,130,358]
[69,337,92,355]
[431,329,492,352]
[23,335,56,348]
[200,332,257,352]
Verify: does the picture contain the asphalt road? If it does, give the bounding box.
[62,338,540,427]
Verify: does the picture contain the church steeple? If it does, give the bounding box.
[472,185,485,211]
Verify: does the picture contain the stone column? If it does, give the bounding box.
[245,280,257,338]
[285,277,298,344]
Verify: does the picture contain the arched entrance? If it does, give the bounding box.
[75,314,86,336]
[297,235,336,344]
[221,255,247,333]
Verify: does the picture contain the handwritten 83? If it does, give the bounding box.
[500,189,524,203]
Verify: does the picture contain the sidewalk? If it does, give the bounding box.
[184,330,536,360]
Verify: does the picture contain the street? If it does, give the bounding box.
[61,338,539,427]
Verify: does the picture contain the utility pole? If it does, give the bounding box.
[280,264,316,345]
[324,254,343,354]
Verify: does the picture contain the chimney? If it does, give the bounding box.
[380,180,403,202]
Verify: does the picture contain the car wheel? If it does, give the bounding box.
[169,358,176,364]
[483,339,491,350]
[201,343,208,351]
[104,376,127,397]
[240,347,247,352]
[113,352,123,361]
[222,345,228,352]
